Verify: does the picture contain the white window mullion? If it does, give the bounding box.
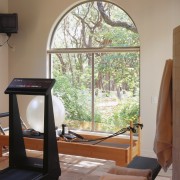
[47,47,140,54]
[91,53,95,131]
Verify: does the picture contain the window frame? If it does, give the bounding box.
[47,0,140,132]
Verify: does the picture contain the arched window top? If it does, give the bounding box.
[50,1,140,49]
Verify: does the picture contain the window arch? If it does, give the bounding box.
[47,0,140,133]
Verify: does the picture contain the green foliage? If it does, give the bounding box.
[53,74,90,121]
[94,96,139,132]
[112,97,139,127]
[53,73,102,123]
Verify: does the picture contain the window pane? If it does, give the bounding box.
[94,52,140,132]
[52,53,92,131]
[51,51,140,133]
[51,1,139,49]
[50,0,140,133]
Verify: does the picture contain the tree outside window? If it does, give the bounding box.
[48,1,140,133]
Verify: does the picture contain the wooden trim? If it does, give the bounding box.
[138,117,141,156]
[129,121,133,161]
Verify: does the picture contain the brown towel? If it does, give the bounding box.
[108,166,152,180]
[100,173,147,180]
[153,59,173,171]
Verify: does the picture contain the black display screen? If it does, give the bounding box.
[5,78,55,95]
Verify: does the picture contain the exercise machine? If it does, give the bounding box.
[0,78,61,180]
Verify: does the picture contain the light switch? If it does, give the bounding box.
[151,96,158,104]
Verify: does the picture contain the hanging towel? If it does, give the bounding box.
[153,59,173,171]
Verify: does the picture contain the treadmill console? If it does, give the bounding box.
[5,78,55,95]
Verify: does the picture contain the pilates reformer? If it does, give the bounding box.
[0,112,161,180]
[0,118,142,166]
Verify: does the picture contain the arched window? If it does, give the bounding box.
[47,1,140,133]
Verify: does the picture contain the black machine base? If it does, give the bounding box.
[0,168,43,180]
[0,167,59,180]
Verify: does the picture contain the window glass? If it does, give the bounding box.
[49,1,140,133]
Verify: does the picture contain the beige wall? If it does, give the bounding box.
[6,0,180,156]
[0,0,9,114]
